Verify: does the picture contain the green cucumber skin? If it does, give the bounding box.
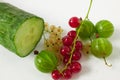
[0,3,44,57]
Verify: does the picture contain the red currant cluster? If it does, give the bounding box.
[52,17,83,80]
[62,30,82,63]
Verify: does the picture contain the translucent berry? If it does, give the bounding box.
[52,70,62,80]
[62,36,73,46]
[60,46,71,56]
[63,69,72,79]
[69,17,80,28]
[67,30,77,40]
[75,41,83,51]
[63,55,70,64]
[72,51,81,61]
[70,62,82,73]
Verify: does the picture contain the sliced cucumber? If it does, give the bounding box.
[15,17,44,57]
[0,3,44,57]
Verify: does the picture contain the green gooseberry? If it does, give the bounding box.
[91,38,113,66]
[34,50,58,73]
[78,20,95,40]
[91,38,112,58]
[95,20,114,38]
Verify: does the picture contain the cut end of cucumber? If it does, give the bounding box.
[14,17,44,57]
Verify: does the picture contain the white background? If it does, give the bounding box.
[0,0,120,80]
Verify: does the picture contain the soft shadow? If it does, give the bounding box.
[108,46,120,61]
[71,64,91,80]
[108,27,120,60]
[109,27,120,41]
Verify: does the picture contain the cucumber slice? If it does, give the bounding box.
[15,17,44,57]
[0,3,44,57]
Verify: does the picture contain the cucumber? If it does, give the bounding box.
[0,3,44,57]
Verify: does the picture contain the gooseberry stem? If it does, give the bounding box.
[60,0,93,73]
[103,57,112,67]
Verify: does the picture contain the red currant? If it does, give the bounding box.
[63,69,72,79]
[60,46,71,56]
[72,51,81,61]
[69,17,80,28]
[67,30,77,40]
[63,55,70,64]
[75,41,83,51]
[70,62,82,73]
[62,36,73,46]
[52,70,62,80]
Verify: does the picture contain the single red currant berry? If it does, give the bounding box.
[67,65,72,73]
[62,36,73,46]
[67,30,77,40]
[72,51,81,61]
[63,55,70,64]
[52,70,62,80]
[63,69,72,79]
[70,62,82,73]
[75,41,83,51]
[60,46,71,56]
[69,17,80,28]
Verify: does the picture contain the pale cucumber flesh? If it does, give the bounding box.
[14,17,44,57]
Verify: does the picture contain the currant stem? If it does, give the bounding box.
[60,0,93,73]
[85,0,93,19]
[103,57,112,67]
[61,36,77,72]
